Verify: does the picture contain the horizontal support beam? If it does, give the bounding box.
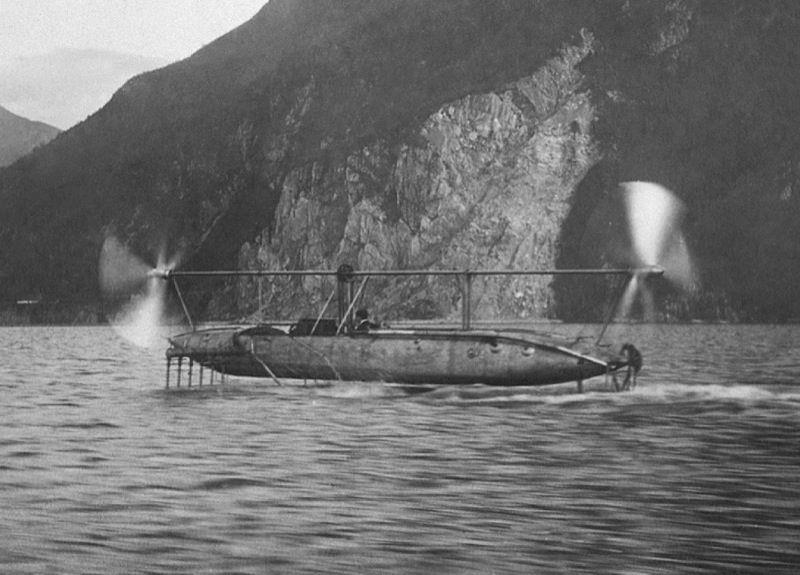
[161,267,664,279]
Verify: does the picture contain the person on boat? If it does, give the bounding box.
[355,308,380,332]
[620,343,643,389]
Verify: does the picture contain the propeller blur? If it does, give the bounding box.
[99,235,181,349]
[615,181,696,319]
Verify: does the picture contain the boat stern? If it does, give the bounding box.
[165,327,250,385]
[588,341,644,390]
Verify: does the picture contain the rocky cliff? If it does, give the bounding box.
[233,34,597,321]
[2,0,800,322]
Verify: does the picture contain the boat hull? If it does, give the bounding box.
[167,326,623,387]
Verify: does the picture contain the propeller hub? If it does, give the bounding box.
[147,267,172,280]
[632,265,665,278]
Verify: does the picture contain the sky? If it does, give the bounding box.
[0,0,268,129]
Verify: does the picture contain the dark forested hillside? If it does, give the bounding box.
[0,106,60,168]
[1,0,799,322]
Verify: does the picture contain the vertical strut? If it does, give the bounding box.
[249,340,283,386]
[171,278,195,331]
[461,271,473,331]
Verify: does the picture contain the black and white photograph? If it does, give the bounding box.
[1,1,799,572]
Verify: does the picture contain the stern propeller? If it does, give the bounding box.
[599,181,696,387]
[99,235,180,349]
[616,181,696,320]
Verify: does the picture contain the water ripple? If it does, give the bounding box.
[1,325,799,573]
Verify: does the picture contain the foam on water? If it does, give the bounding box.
[397,378,800,409]
[633,380,800,404]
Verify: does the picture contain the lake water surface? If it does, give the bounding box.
[1,324,799,574]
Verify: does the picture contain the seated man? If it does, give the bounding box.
[354,308,380,332]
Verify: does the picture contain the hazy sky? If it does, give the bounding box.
[0,0,267,129]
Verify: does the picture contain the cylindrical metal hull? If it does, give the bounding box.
[167,327,616,387]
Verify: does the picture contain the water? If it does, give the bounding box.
[1,325,799,574]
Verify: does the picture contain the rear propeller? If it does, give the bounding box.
[615,181,696,320]
[99,235,181,349]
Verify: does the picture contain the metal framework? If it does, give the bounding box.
[156,266,663,333]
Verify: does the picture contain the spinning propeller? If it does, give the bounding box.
[99,235,181,349]
[97,182,694,348]
[615,181,696,320]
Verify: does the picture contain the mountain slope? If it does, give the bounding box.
[0,49,169,130]
[2,0,800,322]
[0,0,606,306]
[0,106,60,167]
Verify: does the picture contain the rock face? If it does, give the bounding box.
[236,36,597,321]
[0,106,60,167]
[2,0,800,322]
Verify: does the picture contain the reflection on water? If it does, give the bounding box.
[1,325,799,573]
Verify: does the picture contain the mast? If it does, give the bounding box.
[336,264,355,333]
